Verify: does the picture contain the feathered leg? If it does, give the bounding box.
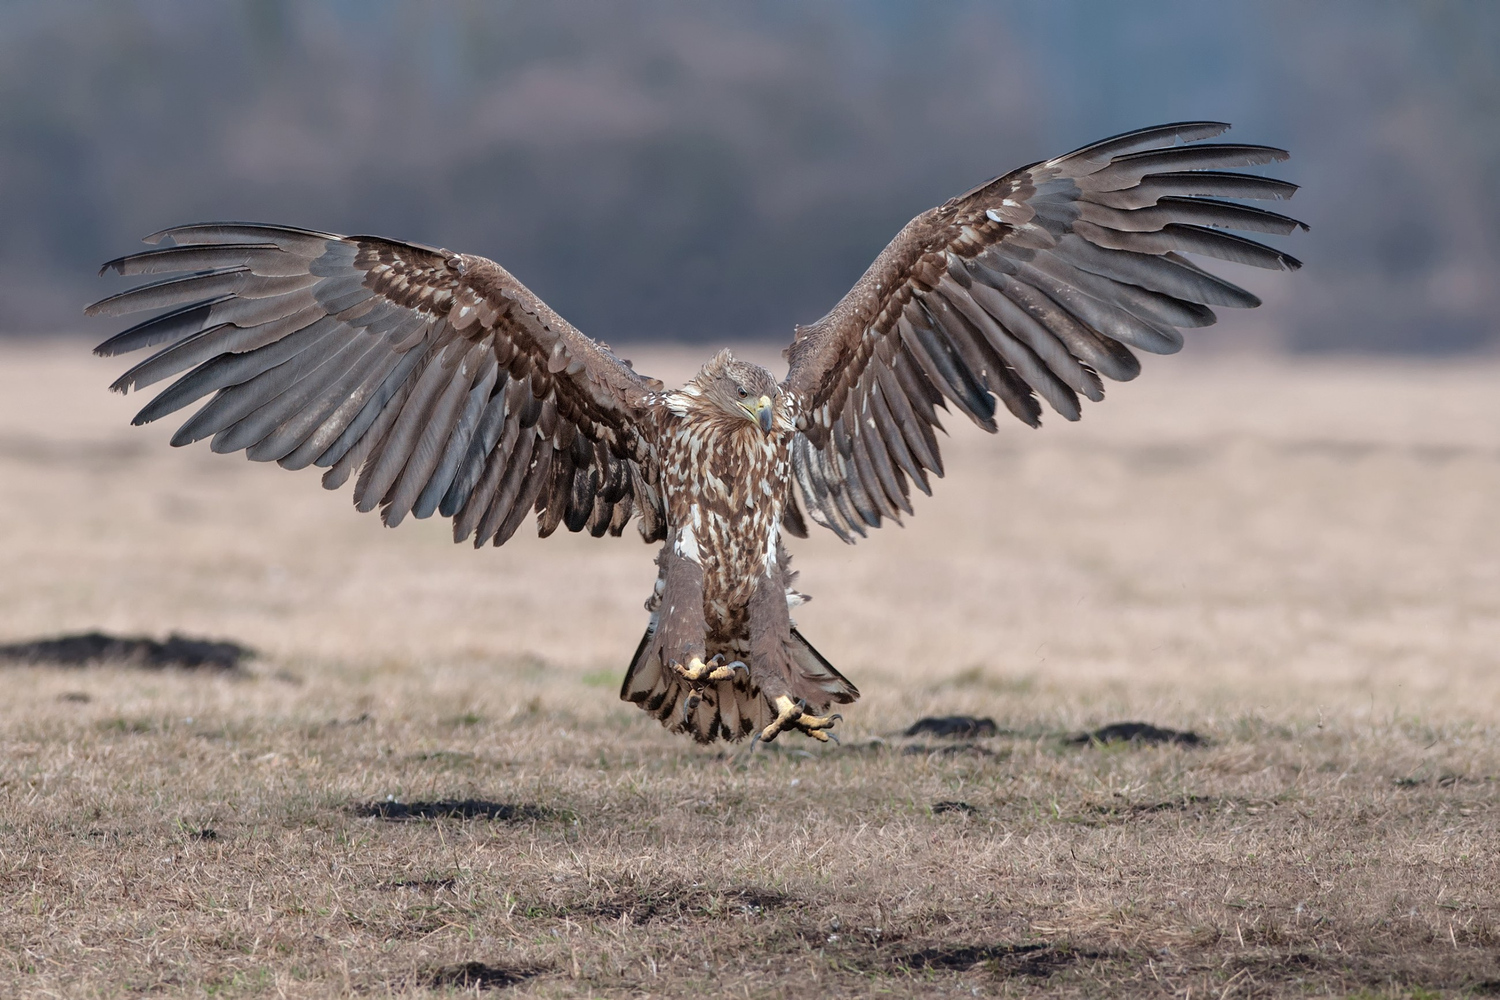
[747,570,843,744]
[619,537,748,741]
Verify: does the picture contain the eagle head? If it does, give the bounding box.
[686,349,782,433]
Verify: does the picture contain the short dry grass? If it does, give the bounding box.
[2,341,1498,998]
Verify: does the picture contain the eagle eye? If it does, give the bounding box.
[736,385,748,399]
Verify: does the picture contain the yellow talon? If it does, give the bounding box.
[758,695,843,744]
[671,655,744,685]
[671,656,714,682]
[705,660,747,683]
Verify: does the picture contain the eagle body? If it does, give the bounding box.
[621,353,858,743]
[88,122,1305,744]
[659,371,792,618]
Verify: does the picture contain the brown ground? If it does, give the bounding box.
[1,340,1498,998]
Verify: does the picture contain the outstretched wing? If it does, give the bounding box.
[781,122,1305,541]
[89,223,667,546]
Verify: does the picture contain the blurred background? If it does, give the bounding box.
[1,0,1496,353]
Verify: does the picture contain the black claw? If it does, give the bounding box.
[826,732,841,745]
[683,692,701,723]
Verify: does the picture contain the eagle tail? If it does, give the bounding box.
[620,620,858,744]
[786,626,860,708]
[619,618,750,743]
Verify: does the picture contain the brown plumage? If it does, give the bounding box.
[88,122,1304,744]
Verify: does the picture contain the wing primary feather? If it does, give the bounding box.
[145,223,335,255]
[1049,233,1262,307]
[193,329,350,452]
[101,244,307,278]
[1013,258,1185,355]
[993,259,1216,329]
[1089,144,1289,190]
[1088,170,1298,208]
[1054,121,1230,164]
[979,272,1142,382]
[1075,222,1301,272]
[93,297,231,358]
[85,268,247,317]
[112,304,328,393]
[956,277,1103,401]
[1077,196,1307,236]
[217,331,381,456]
[138,316,339,429]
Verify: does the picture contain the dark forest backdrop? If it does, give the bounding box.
[2,0,1496,352]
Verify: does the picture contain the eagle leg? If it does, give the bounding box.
[758,695,842,744]
[654,540,709,670]
[747,569,847,743]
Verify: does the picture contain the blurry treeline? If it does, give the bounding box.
[1,0,1496,352]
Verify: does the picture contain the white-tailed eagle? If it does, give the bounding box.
[88,122,1304,744]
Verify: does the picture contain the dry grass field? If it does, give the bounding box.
[2,339,1499,998]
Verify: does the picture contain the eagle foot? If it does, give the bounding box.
[671,655,747,685]
[758,694,842,744]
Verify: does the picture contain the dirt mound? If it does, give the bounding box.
[0,631,253,670]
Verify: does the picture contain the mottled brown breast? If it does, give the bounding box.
[656,392,794,629]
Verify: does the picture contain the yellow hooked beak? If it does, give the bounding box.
[742,394,774,433]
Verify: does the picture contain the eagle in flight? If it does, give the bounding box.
[89,122,1304,745]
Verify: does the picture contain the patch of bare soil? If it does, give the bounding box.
[904,714,1002,738]
[423,960,542,990]
[354,799,557,822]
[0,630,252,670]
[1067,720,1205,746]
